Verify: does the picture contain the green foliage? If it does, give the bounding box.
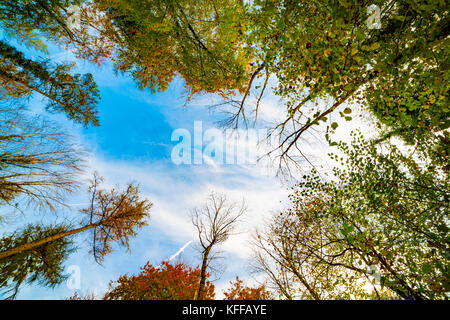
[78,0,449,159]
[0,0,447,301]
[0,1,101,126]
[85,0,253,97]
[0,40,100,126]
[246,0,449,145]
[0,0,85,51]
[0,224,74,300]
[0,176,152,299]
[288,132,449,299]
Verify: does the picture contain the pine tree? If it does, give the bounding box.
[0,175,153,298]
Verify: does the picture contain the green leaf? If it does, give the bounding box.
[370,42,380,50]
[421,263,432,274]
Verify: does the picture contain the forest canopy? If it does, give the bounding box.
[0,0,448,301]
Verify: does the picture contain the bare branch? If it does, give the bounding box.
[190,191,246,299]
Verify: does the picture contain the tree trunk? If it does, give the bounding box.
[196,246,211,300]
[0,223,98,260]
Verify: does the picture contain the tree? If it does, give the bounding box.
[252,196,379,300]
[0,1,101,126]
[240,0,448,159]
[73,0,253,98]
[223,276,273,300]
[104,261,215,300]
[0,104,84,211]
[0,224,74,299]
[0,41,100,126]
[5,1,446,158]
[0,174,152,298]
[0,1,89,48]
[190,192,246,300]
[253,132,449,300]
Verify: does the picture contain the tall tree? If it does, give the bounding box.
[0,174,152,298]
[0,224,74,299]
[0,41,100,126]
[104,261,215,300]
[242,0,449,167]
[0,1,101,126]
[190,192,246,300]
[0,104,84,211]
[252,196,381,299]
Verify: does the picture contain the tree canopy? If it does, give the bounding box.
[56,0,449,160]
[0,0,447,301]
[254,132,448,299]
[104,261,215,300]
[0,0,100,126]
[0,224,73,299]
[0,174,152,298]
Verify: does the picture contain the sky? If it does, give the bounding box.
[1,40,377,300]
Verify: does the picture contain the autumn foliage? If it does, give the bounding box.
[104,261,215,300]
[223,277,273,300]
